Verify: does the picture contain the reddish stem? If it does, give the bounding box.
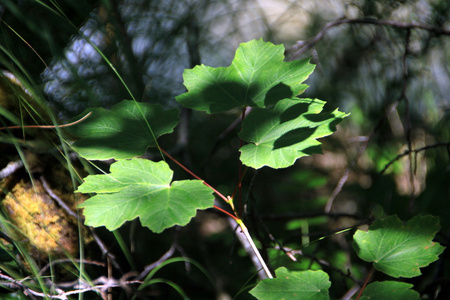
[159,148,230,204]
[0,112,92,130]
[355,267,374,300]
[214,205,239,221]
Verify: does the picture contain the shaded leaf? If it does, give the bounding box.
[360,281,420,300]
[67,100,179,160]
[249,267,330,300]
[353,215,445,278]
[176,38,315,113]
[77,158,214,233]
[239,98,348,169]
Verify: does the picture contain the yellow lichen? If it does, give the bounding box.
[2,179,80,259]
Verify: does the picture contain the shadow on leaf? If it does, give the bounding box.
[273,127,316,150]
[264,82,293,106]
[279,101,310,123]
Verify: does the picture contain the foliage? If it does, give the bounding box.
[68,100,179,160]
[249,267,331,300]
[78,158,214,233]
[353,215,445,278]
[176,38,314,113]
[239,97,348,169]
[73,39,347,233]
[359,281,420,300]
[0,1,449,299]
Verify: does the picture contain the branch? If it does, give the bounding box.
[288,17,450,58]
[0,112,92,130]
[260,211,368,221]
[0,270,142,300]
[379,142,450,176]
[227,218,273,279]
[0,160,24,179]
[135,243,176,281]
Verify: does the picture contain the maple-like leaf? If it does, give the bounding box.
[360,281,420,300]
[176,38,315,113]
[67,100,179,160]
[353,215,445,278]
[77,158,214,233]
[249,267,331,300]
[239,98,349,169]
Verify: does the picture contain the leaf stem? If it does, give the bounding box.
[160,148,273,279]
[159,148,229,203]
[355,266,374,300]
[213,205,239,221]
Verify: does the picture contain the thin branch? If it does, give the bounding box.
[400,29,417,210]
[201,107,252,168]
[0,112,92,130]
[40,176,121,270]
[0,160,24,179]
[227,218,273,279]
[288,17,450,59]
[324,168,349,213]
[355,267,374,300]
[136,243,176,281]
[40,176,78,219]
[0,269,143,300]
[379,142,450,176]
[260,211,367,221]
[39,259,105,276]
[272,245,362,285]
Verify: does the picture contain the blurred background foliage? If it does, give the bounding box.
[0,0,449,299]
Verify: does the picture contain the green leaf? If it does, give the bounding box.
[249,267,330,300]
[176,38,315,113]
[239,98,348,169]
[77,158,214,233]
[353,215,445,278]
[359,281,420,300]
[67,100,179,160]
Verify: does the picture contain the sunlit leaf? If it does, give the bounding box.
[239,98,348,169]
[67,100,179,160]
[249,267,330,300]
[360,281,420,300]
[176,38,315,113]
[353,215,445,278]
[77,158,214,233]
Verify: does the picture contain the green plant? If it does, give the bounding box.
[63,39,444,299]
[1,1,449,296]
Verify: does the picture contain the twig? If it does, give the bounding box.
[227,218,273,279]
[325,168,350,213]
[260,211,367,221]
[355,267,374,300]
[162,147,272,279]
[39,176,121,271]
[0,160,24,179]
[272,245,362,285]
[0,269,143,299]
[201,107,252,168]
[379,142,450,176]
[0,112,92,130]
[288,17,450,59]
[136,243,177,281]
[40,176,78,219]
[399,29,417,210]
[39,259,105,276]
